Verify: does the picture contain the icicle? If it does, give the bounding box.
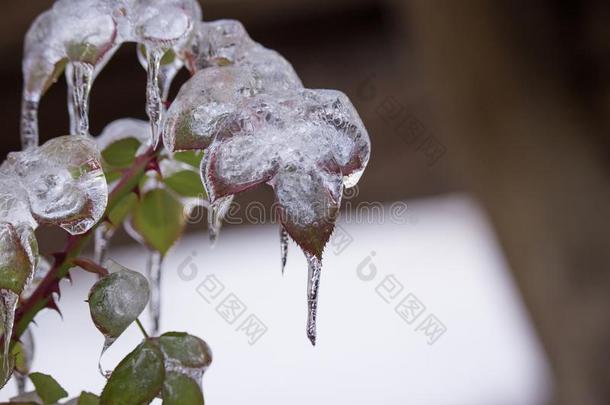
[20,98,39,149]
[68,61,94,136]
[304,252,322,346]
[97,336,115,379]
[0,290,19,381]
[65,64,77,135]
[207,195,234,246]
[146,250,163,336]
[280,227,289,275]
[145,46,164,147]
[14,327,34,394]
[94,223,115,266]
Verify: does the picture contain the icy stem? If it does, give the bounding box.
[280,227,289,275]
[0,289,19,384]
[145,46,164,147]
[146,250,163,336]
[20,99,39,150]
[94,222,115,266]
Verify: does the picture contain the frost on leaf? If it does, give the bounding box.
[157,332,212,384]
[2,136,108,235]
[88,260,150,341]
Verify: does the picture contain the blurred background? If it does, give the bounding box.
[1,1,610,404]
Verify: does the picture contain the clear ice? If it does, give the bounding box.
[157,332,212,388]
[88,260,151,376]
[22,0,202,146]
[146,250,163,336]
[2,136,108,235]
[280,227,289,275]
[163,18,370,345]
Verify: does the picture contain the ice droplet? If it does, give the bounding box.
[305,252,322,346]
[280,227,289,275]
[0,290,19,385]
[146,250,163,336]
[94,222,115,266]
[206,195,233,246]
[97,336,115,379]
[68,62,94,136]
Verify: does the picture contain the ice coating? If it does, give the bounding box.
[0,290,19,388]
[201,89,369,257]
[163,66,260,151]
[186,19,302,92]
[146,250,163,336]
[88,260,150,341]
[157,332,212,387]
[22,1,117,144]
[280,227,289,275]
[3,136,108,235]
[163,19,304,152]
[197,89,368,345]
[22,0,201,147]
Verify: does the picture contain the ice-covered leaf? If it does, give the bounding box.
[88,260,150,340]
[0,223,38,295]
[158,332,212,373]
[162,372,204,405]
[100,340,165,405]
[201,89,370,258]
[163,66,260,152]
[29,372,68,404]
[3,136,108,235]
[130,188,186,255]
[164,170,205,198]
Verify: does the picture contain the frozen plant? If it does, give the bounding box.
[1,0,370,402]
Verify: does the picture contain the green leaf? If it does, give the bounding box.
[131,188,186,255]
[158,332,212,370]
[162,372,204,405]
[101,138,141,169]
[88,261,150,339]
[172,151,204,168]
[76,391,100,405]
[107,192,138,227]
[0,223,38,294]
[100,340,165,405]
[29,372,68,404]
[104,169,123,184]
[164,170,205,198]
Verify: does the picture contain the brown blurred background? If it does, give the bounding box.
[1,1,609,405]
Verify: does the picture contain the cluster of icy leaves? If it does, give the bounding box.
[0,136,107,385]
[163,20,371,344]
[22,0,202,147]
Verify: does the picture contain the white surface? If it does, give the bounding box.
[2,194,552,404]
